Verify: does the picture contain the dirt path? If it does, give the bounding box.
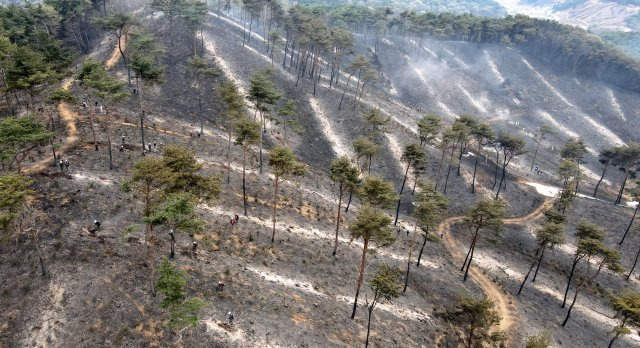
[105,33,126,69]
[438,196,554,343]
[24,36,124,175]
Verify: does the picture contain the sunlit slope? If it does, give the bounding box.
[374,36,640,177]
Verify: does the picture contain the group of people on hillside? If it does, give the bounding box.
[58,158,70,172]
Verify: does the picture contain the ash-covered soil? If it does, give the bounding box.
[2,8,639,348]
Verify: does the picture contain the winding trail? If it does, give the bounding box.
[24,35,124,175]
[438,196,554,341]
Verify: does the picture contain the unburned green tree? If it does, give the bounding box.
[234,116,261,217]
[461,198,505,282]
[525,332,552,348]
[186,56,219,136]
[268,145,305,244]
[394,143,424,225]
[518,222,564,295]
[0,174,33,236]
[128,30,165,151]
[494,132,526,199]
[93,12,138,85]
[78,58,128,166]
[329,156,360,256]
[219,81,245,183]
[417,113,441,148]
[561,221,605,308]
[560,137,588,195]
[156,257,205,329]
[122,156,174,295]
[562,238,621,326]
[365,264,401,348]
[594,146,617,197]
[248,68,281,173]
[470,121,495,193]
[353,136,379,173]
[447,294,507,348]
[619,181,639,246]
[413,182,448,267]
[349,205,395,319]
[608,290,640,348]
[0,116,52,173]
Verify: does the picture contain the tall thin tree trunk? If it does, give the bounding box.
[416,228,429,267]
[434,144,447,191]
[530,139,541,171]
[616,171,629,205]
[351,240,368,319]
[49,137,57,166]
[394,163,410,225]
[531,246,546,282]
[594,163,609,198]
[345,190,353,212]
[471,143,480,193]
[562,258,579,308]
[242,147,248,216]
[518,259,536,295]
[620,202,639,245]
[443,145,456,194]
[463,237,477,282]
[271,174,279,243]
[227,130,232,184]
[333,184,344,256]
[403,228,416,293]
[338,74,353,110]
[627,244,640,280]
[562,285,580,326]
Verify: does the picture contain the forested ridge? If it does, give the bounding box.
[288,3,640,94]
[0,1,108,115]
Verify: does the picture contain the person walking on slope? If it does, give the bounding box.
[59,159,64,171]
[64,159,70,172]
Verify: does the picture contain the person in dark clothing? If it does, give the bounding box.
[64,159,70,172]
[59,159,64,171]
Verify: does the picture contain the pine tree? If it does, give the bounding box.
[78,58,128,168]
[608,290,640,348]
[394,143,424,225]
[92,12,138,85]
[494,132,526,199]
[349,206,395,319]
[470,121,495,193]
[365,264,401,347]
[349,175,396,319]
[267,145,305,244]
[530,124,553,171]
[417,113,441,148]
[413,182,448,267]
[128,30,165,152]
[0,116,52,173]
[517,222,564,295]
[329,156,360,256]
[447,295,507,348]
[186,56,219,136]
[219,81,245,184]
[248,68,282,173]
[234,117,261,217]
[461,199,505,282]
